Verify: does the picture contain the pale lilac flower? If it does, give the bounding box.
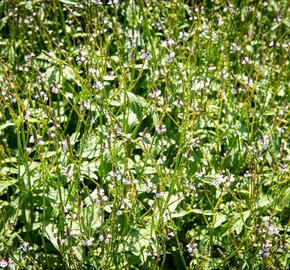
[140,51,151,60]
[259,240,272,258]
[186,242,198,253]
[7,258,13,269]
[148,88,161,99]
[92,81,104,90]
[89,68,97,74]
[60,139,69,150]
[164,51,175,63]
[167,39,175,46]
[0,259,8,268]
[220,70,229,80]
[76,55,86,65]
[267,225,279,236]
[122,177,131,185]
[156,191,165,198]
[114,124,122,134]
[218,17,224,26]
[52,84,61,94]
[83,237,94,246]
[92,0,102,4]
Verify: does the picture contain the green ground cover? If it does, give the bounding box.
[0,0,289,269]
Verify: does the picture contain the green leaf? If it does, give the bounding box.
[0,180,17,193]
[231,211,250,235]
[59,0,79,6]
[213,213,227,228]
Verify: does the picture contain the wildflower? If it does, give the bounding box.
[218,17,224,26]
[19,241,32,252]
[0,259,8,268]
[83,237,94,246]
[241,57,252,65]
[108,0,119,4]
[188,184,196,191]
[178,31,187,41]
[156,191,165,198]
[29,135,35,144]
[76,55,86,65]
[92,81,104,90]
[40,91,48,102]
[112,125,121,136]
[259,135,269,150]
[164,51,175,63]
[140,51,151,60]
[99,234,111,244]
[232,88,238,94]
[157,155,166,164]
[148,88,161,99]
[186,242,198,253]
[279,164,288,173]
[92,0,102,4]
[60,139,69,150]
[122,177,131,185]
[213,173,226,186]
[88,68,97,74]
[161,40,168,47]
[267,225,279,236]
[220,70,229,80]
[109,170,118,178]
[173,99,183,108]
[96,188,108,202]
[259,240,272,258]
[7,258,13,268]
[52,84,61,94]
[156,124,166,134]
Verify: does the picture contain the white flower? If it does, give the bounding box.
[108,0,119,4]
[29,135,35,144]
[140,51,151,60]
[0,259,8,268]
[92,81,104,90]
[156,124,166,134]
[149,89,161,99]
[85,237,95,246]
[19,242,32,252]
[186,242,198,253]
[173,99,183,108]
[52,84,61,94]
[92,0,102,4]
[157,155,167,164]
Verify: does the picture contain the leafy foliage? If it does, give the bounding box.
[0,0,289,269]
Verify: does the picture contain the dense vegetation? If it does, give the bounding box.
[0,0,289,269]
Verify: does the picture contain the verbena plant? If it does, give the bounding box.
[0,0,289,269]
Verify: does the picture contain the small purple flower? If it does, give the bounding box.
[149,88,161,99]
[186,242,198,253]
